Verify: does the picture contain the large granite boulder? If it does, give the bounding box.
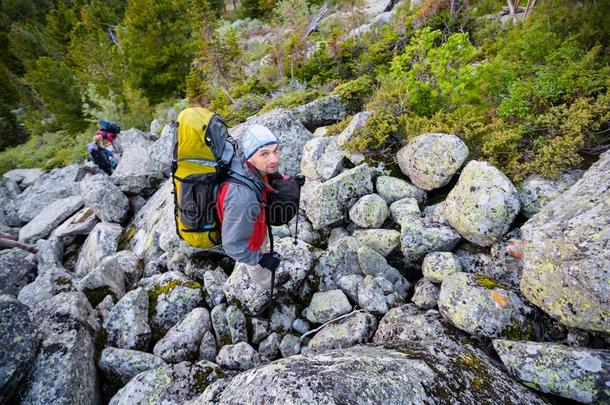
[216,342,265,371]
[348,194,389,228]
[51,207,98,238]
[17,292,100,405]
[148,122,175,177]
[308,311,377,351]
[305,289,352,324]
[17,266,76,310]
[520,150,610,333]
[352,229,400,257]
[99,347,166,388]
[3,168,43,187]
[397,133,469,191]
[230,108,313,176]
[109,360,221,405]
[444,160,520,246]
[291,94,348,130]
[154,307,211,363]
[305,163,374,230]
[80,174,129,222]
[438,272,534,339]
[18,195,83,243]
[200,341,545,404]
[103,287,151,351]
[0,248,36,295]
[300,136,332,180]
[75,222,123,276]
[518,171,582,218]
[493,340,610,404]
[0,295,37,403]
[373,305,453,344]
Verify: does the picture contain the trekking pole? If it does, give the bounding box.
[293,174,306,246]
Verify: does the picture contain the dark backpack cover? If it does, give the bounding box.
[99,119,121,134]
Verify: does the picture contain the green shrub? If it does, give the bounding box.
[259,88,321,113]
[331,75,375,113]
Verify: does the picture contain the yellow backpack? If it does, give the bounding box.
[171,107,237,248]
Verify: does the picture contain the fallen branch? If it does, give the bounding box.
[0,236,38,253]
[303,2,329,38]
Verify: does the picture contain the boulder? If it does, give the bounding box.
[225,305,248,344]
[223,264,272,316]
[216,342,265,371]
[443,160,520,246]
[373,305,452,344]
[15,164,84,223]
[75,222,123,276]
[210,304,231,350]
[0,295,37,403]
[51,207,98,238]
[518,171,582,218]
[270,303,296,335]
[0,248,36,295]
[80,174,129,223]
[389,197,421,227]
[348,194,389,228]
[34,237,64,274]
[438,272,534,338]
[520,150,610,333]
[308,311,377,351]
[146,272,204,341]
[154,307,211,363]
[305,289,352,324]
[18,195,83,243]
[273,238,315,294]
[300,136,332,180]
[314,236,362,291]
[357,276,388,315]
[202,341,545,404]
[279,334,301,358]
[17,266,76,310]
[17,292,100,405]
[199,330,217,362]
[411,278,440,309]
[99,347,166,387]
[3,168,43,187]
[306,163,374,229]
[291,94,348,130]
[148,123,175,176]
[351,229,400,256]
[421,251,462,283]
[400,216,461,262]
[103,287,151,351]
[397,133,469,191]
[376,176,426,205]
[109,360,221,405]
[230,108,313,176]
[203,268,227,308]
[259,332,281,361]
[493,339,609,404]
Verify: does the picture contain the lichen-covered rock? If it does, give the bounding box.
[146,271,204,340]
[376,176,426,204]
[518,171,582,218]
[411,278,440,310]
[389,197,421,227]
[273,238,315,295]
[15,164,84,223]
[17,266,76,310]
[305,164,374,230]
[373,305,452,344]
[225,305,248,344]
[520,150,610,334]
[18,292,100,405]
[0,295,37,403]
[103,287,151,351]
[397,133,469,191]
[52,207,98,238]
[493,340,609,404]
[203,269,227,308]
[199,330,217,362]
[216,342,265,371]
[148,122,175,176]
[422,251,462,283]
[18,195,83,243]
[315,236,362,291]
[400,216,461,262]
[223,264,272,316]
[154,307,211,363]
[292,319,310,335]
[305,290,352,324]
[438,272,534,338]
[3,168,43,187]
[292,94,348,131]
[259,332,281,361]
[300,136,332,180]
[109,360,221,405]
[230,108,312,176]
[203,341,545,404]
[308,311,377,352]
[357,276,388,315]
[337,274,362,303]
[280,334,301,358]
[270,303,296,335]
[75,222,123,276]
[80,174,129,223]
[443,160,520,246]
[0,248,36,295]
[352,229,400,257]
[348,194,389,228]
[99,347,166,387]
[35,237,64,274]
[210,304,231,350]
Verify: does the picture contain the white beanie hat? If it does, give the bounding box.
[241,124,278,160]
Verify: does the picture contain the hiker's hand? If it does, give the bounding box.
[259,252,281,271]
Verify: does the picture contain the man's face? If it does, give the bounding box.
[248,143,280,175]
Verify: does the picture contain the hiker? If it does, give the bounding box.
[87,134,116,175]
[216,124,297,289]
[95,128,123,155]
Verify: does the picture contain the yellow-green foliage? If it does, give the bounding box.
[0,130,90,175]
[326,115,353,136]
[259,88,321,113]
[332,75,375,112]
